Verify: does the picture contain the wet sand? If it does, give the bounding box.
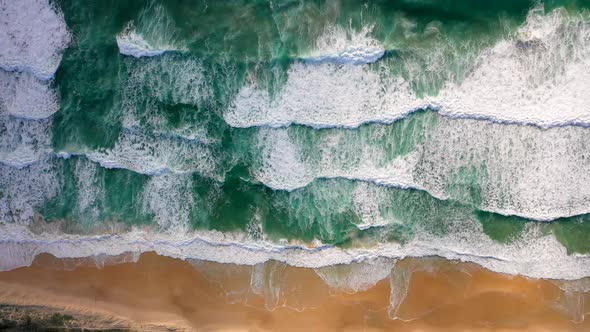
[0,252,588,331]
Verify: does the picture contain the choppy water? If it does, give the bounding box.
[1,0,590,281]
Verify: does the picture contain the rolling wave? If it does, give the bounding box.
[85,128,220,177]
[116,4,185,58]
[2,0,590,286]
[251,112,590,221]
[117,23,180,58]
[226,7,590,129]
[300,24,385,65]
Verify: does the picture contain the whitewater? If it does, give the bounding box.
[226,7,590,129]
[1,0,590,290]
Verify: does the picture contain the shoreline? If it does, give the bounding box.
[0,252,588,331]
[2,222,589,280]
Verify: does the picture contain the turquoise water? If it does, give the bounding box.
[1,0,590,278]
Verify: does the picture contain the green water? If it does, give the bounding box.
[2,0,589,258]
[53,0,537,151]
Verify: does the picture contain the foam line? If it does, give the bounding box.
[0,220,589,280]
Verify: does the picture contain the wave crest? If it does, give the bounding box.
[226,7,590,129]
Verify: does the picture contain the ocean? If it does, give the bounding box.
[1,0,590,329]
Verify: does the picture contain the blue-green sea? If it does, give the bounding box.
[1,0,590,282]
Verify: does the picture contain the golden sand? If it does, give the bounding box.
[0,252,588,331]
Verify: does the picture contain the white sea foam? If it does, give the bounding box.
[225,63,425,129]
[85,128,218,178]
[0,0,64,173]
[123,55,213,106]
[0,71,59,120]
[117,4,184,58]
[72,158,104,220]
[0,116,52,168]
[0,0,70,80]
[254,128,423,192]
[142,173,194,232]
[302,25,385,65]
[413,115,590,221]
[0,213,589,280]
[121,55,213,143]
[253,112,590,221]
[226,7,590,129]
[435,7,590,128]
[352,182,403,230]
[242,12,590,222]
[0,156,61,223]
[254,129,313,190]
[117,24,174,58]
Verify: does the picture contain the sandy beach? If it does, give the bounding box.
[0,252,588,331]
